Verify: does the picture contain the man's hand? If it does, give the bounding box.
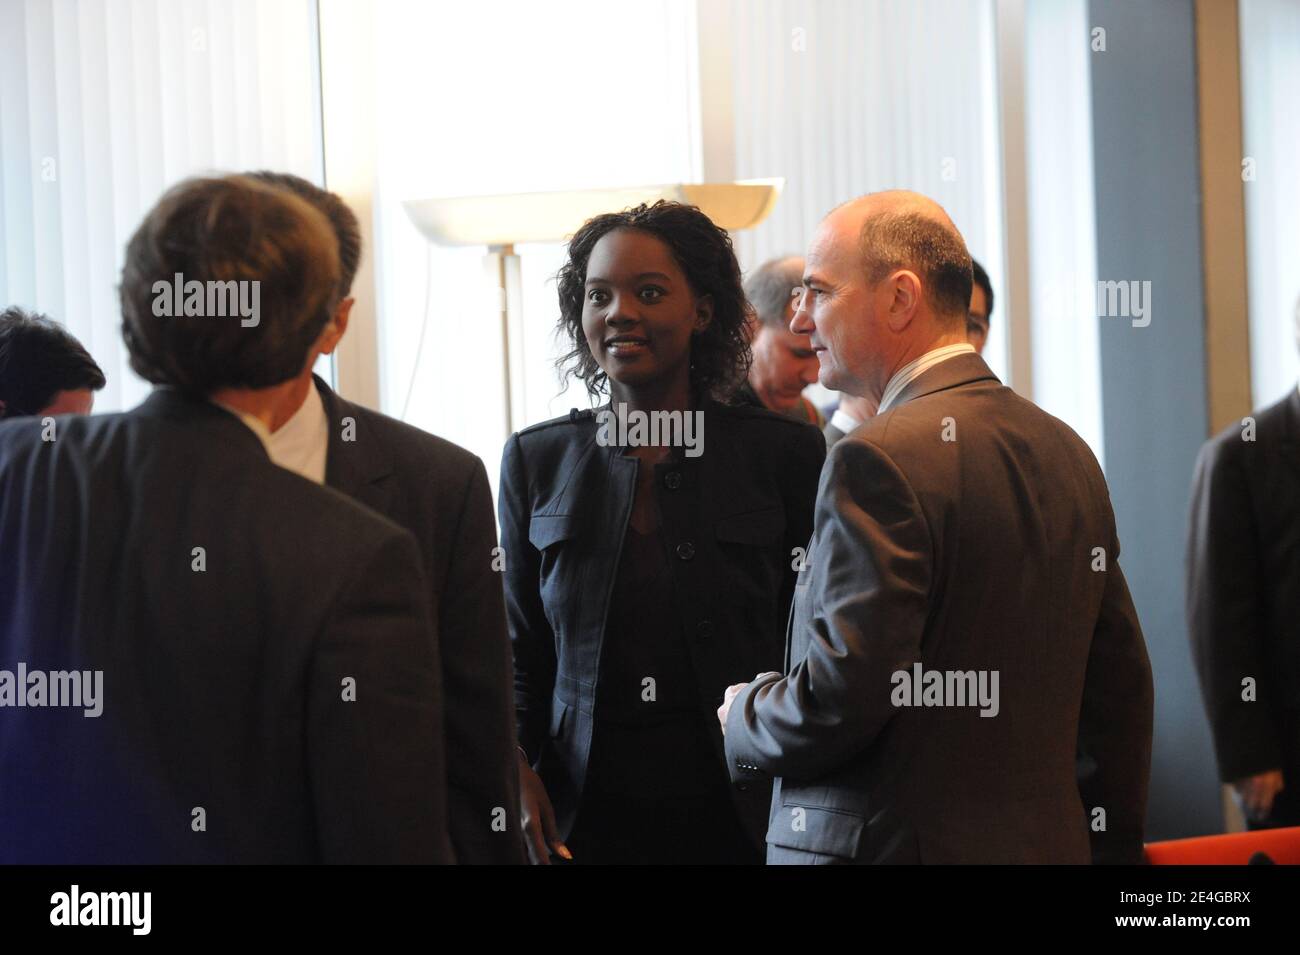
[718,673,782,734]
[1233,769,1286,821]
[718,682,748,734]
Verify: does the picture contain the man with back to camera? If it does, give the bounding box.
[245,170,522,864]
[0,175,452,863]
[0,307,106,418]
[719,190,1154,864]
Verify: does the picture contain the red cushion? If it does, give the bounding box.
[1145,827,1300,864]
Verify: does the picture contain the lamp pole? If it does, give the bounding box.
[488,243,523,435]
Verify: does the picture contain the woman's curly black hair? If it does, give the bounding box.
[555,200,752,402]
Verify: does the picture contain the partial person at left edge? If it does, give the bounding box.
[0,174,452,863]
[244,170,523,864]
[0,306,106,418]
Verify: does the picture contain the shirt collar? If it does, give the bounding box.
[877,343,976,415]
[271,377,326,444]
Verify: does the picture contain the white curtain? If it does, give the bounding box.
[1239,0,1300,410]
[1022,0,1102,464]
[722,0,1009,387]
[0,0,324,414]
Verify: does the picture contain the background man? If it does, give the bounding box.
[244,171,522,864]
[1187,296,1300,829]
[738,255,824,426]
[966,258,994,354]
[0,307,105,418]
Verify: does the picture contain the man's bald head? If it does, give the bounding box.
[793,190,976,399]
[827,190,973,324]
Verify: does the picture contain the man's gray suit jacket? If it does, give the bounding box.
[725,353,1154,864]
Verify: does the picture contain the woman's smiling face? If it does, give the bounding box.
[581,228,711,396]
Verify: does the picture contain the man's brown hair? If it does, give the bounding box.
[858,209,973,322]
[246,170,361,297]
[120,175,340,394]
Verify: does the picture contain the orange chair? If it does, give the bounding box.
[1145,826,1300,864]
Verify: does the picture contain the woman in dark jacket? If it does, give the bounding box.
[500,201,825,864]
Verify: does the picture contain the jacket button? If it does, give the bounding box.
[664,471,682,490]
[696,620,713,639]
[737,782,749,792]
[675,541,695,561]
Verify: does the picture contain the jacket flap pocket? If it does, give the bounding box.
[715,506,785,546]
[766,805,865,860]
[548,699,568,738]
[528,513,579,550]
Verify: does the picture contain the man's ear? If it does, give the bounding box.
[694,294,714,333]
[317,297,355,356]
[886,271,921,332]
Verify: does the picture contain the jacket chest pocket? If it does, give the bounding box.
[528,514,582,638]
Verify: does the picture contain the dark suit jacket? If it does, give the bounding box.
[1187,388,1300,784]
[499,399,825,843]
[725,354,1154,864]
[0,390,452,863]
[315,375,522,864]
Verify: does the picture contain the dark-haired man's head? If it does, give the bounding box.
[791,190,972,401]
[119,174,341,428]
[743,255,819,413]
[967,258,994,355]
[0,308,106,419]
[246,171,361,300]
[243,171,363,417]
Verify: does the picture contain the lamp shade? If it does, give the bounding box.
[403,179,783,247]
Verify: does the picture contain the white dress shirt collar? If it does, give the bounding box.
[265,382,329,484]
[877,343,976,416]
[829,406,864,436]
